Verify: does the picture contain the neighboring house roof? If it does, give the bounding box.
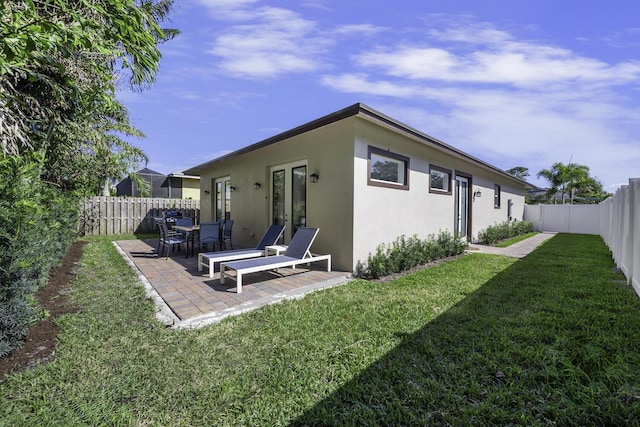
[137,167,165,176]
[168,172,200,180]
[184,102,534,189]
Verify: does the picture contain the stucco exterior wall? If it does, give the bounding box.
[181,178,201,200]
[197,118,356,271]
[468,173,525,241]
[351,116,525,267]
[192,108,526,273]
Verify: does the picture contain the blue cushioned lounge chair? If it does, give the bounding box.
[198,224,285,278]
[220,227,331,293]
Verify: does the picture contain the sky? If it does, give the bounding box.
[118,0,640,192]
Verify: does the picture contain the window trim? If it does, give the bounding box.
[367,146,410,190]
[429,164,453,195]
[494,184,501,209]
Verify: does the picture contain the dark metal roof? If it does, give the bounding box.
[183,103,533,189]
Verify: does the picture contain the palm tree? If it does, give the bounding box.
[537,162,590,204]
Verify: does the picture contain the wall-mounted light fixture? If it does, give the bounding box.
[229,186,236,192]
[310,173,319,183]
[204,190,210,195]
[254,182,261,190]
[473,189,482,201]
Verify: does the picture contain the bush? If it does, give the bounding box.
[355,231,468,279]
[0,155,78,357]
[476,220,534,246]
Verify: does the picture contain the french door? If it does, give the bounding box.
[271,161,307,242]
[455,175,470,238]
[213,176,231,221]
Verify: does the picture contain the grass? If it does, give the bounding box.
[496,231,540,247]
[1,234,639,425]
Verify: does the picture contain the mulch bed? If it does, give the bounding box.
[0,241,86,379]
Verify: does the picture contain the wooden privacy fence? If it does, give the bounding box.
[524,178,639,297]
[79,197,200,236]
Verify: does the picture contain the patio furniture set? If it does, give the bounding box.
[155,218,332,294]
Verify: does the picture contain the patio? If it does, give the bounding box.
[115,238,352,328]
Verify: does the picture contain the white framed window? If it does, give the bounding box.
[494,184,501,208]
[429,165,452,195]
[367,146,409,190]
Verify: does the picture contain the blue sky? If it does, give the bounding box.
[119,0,640,191]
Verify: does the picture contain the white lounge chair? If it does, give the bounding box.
[220,227,331,293]
[197,224,285,278]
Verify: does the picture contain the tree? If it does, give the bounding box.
[506,166,530,180]
[536,162,608,204]
[1,0,178,195]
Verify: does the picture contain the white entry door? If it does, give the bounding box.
[455,175,469,238]
[271,161,307,242]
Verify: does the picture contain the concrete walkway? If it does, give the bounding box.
[466,232,557,258]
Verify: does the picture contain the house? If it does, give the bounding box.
[184,103,533,272]
[116,168,200,199]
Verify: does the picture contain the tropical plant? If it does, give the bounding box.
[0,0,178,356]
[536,162,608,204]
[1,0,178,195]
[506,166,530,180]
[355,232,468,279]
[476,220,534,245]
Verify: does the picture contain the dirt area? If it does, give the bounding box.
[0,241,86,379]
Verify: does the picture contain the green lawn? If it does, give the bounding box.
[1,234,639,425]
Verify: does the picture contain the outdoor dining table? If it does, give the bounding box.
[172,224,200,257]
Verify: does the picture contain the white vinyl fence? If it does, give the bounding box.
[524,178,640,297]
[79,197,200,236]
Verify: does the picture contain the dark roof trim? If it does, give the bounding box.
[184,102,533,189]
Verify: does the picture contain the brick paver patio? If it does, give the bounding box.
[115,239,352,328]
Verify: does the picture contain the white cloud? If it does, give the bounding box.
[322,72,640,190]
[354,43,640,88]
[317,17,640,190]
[333,24,386,36]
[195,2,329,78]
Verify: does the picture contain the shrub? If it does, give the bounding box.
[355,231,468,279]
[476,220,534,246]
[0,155,78,357]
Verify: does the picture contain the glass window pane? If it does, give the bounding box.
[292,166,307,234]
[272,170,285,226]
[215,181,223,221]
[431,170,449,191]
[224,180,231,220]
[370,153,403,184]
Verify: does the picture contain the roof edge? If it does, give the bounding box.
[183,102,534,189]
[183,103,362,175]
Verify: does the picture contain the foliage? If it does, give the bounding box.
[355,231,468,279]
[536,161,610,204]
[2,234,639,425]
[0,0,178,195]
[476,220,534,245]
[506,166,530,180]
[0,155,77,356]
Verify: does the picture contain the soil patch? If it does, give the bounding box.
[0,240,86,379]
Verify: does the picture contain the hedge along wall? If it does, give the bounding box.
[0,156,78,357]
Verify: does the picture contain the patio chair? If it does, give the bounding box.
[198,221,222,252]
[220,227,331,293]
[174,217,194,238]
[157,220,187,259]
[222,219,234,250]
[198,224,286,278]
